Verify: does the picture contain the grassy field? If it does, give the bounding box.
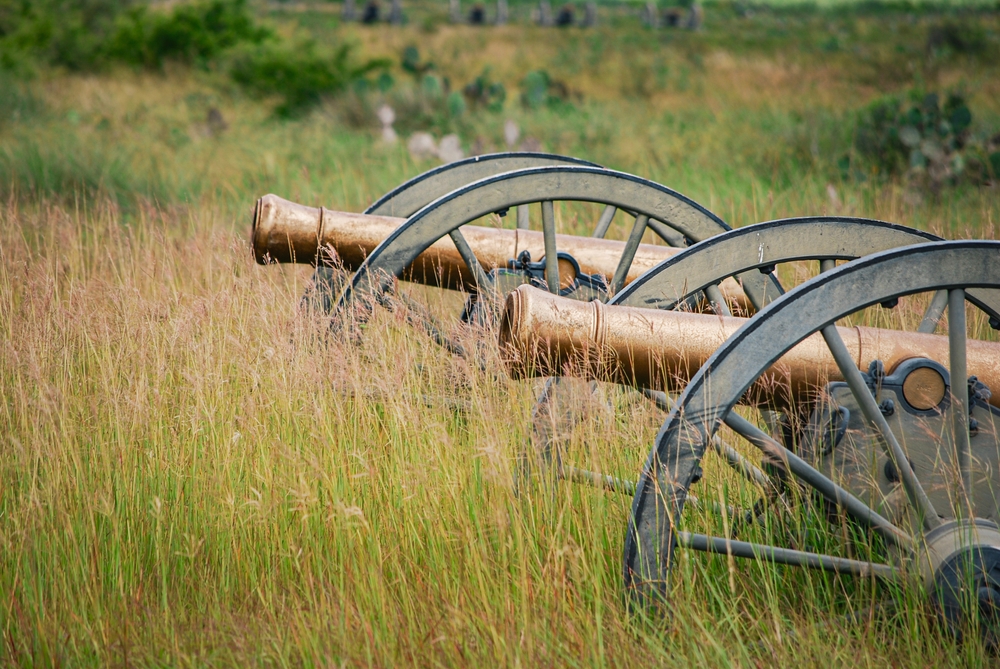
[2,2,1000,666]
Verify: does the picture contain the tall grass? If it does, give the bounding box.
[1,195,986,665]
[1,6,999,665]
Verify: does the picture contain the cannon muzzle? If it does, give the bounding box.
[500,285,1000,409]
[251,194,747,301]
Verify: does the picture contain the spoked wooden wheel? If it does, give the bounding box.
[310,152,600,307]
[528,217,980,490]
[336,165,759,327]
[365,152,600,218]
[626,241,1000,646]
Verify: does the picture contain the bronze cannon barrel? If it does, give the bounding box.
[250,194,747,302]
[500,285,1000,410]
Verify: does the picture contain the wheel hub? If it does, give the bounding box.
[923,519,1000,649]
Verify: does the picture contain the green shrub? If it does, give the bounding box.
[103,0,271,70]
[0,0,270,72]
[520,70,574,110]
[400,45,433,78]
[421,73,444,99]
[446,90,466,118]
[229,41,389,117]
[0,0,385,115]
[520,70,549,109]
[0,0,133,71]
[926,21,989,58]
[462,68,505,112]
[377,74,452,134]
[850,89,999,189]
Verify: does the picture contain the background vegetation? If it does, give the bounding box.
[1,0,999,665]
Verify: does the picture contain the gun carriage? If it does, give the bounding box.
[502,244,1000,646]
[251,152,1000,645]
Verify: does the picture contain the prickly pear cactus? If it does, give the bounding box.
[852,89,999,191]
[896,93,971,187]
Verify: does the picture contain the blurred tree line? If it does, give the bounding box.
[0,0,387,115]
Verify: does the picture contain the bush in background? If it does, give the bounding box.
[849,89,1000,190]
[0,0,268,71]
[231,42,389,117]
[0,0,384,116]
[520,70,575,110]
[330,48,514,138]
[0,0,132,71]
[926,21,989,59]
[103,0,271,70]
[400,44,433,79]
[462,68,506,113]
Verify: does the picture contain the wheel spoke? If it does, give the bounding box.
[643,390,772,491]
[529,376,564,467]
[448,228,493,290]
[704,283,732,317]
[561,464,635,494]
[642,388,671,410]
[541,200,560,294]
[387,291,468,358]
[675,531,899,581]
[724,412,913,549]
[711,436,772,491]
[646,218,687,248]
[820,260,940,529]
[684,494,741,519]
[918,289,949,334]
[609,214,649,295]
[561,463,746,520]
[949,288,971,499]
[820,323,943,531]
[516,204,530,230]
[591,204,617,238]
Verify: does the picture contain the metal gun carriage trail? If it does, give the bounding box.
[250,152,1000,648]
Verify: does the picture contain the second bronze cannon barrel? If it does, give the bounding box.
[500,285,1000,410]
[250,193,748,302]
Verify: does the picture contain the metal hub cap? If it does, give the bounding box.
[924,520,1000,648]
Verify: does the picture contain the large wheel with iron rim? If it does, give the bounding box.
[311,152,601,305]
[625,241,1000,647]
[335,165,769,327]
[365,152,600,218]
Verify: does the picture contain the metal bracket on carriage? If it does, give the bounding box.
[500,250,608,302]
